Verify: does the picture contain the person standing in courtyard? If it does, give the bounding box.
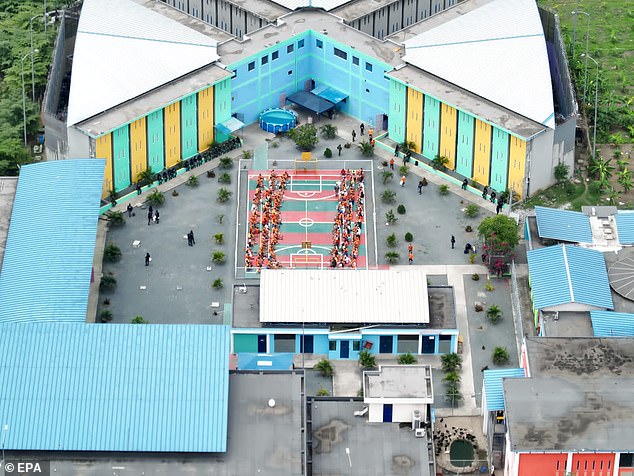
[400,175,406,187]
[145,252,151,266]
[154,210,160,224]
[359,123,365,136]
[462,178,468,190]
[147,209,152,226]
[408,250,414,264]
[337,144,343,156]
[408,243,413,255]
[127,203,133,217]
[490,190,497,204]
[394,144,399,157]
[389,158,395,170]
[351,129,356,142]
[482,185,488,200]
[451,235,456,249]
[417,180,424,195]
[496,202,502,215]
[136,182,142,195]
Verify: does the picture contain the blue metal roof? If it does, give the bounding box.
[590,311,634,337]
[616,211,634,244]
[535,206,593,243]
[238,352,294,370]
[0,159,104,323]
[527,244,613,310]
[0,323,230,452]
[312,85,348,104]
[483,368,525,411]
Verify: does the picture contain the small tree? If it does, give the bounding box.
[146,189,165,207]
[212,251,226,264]
[618,168,632,192]
[381,170,394,185]
[99,275,117,291]
[464,204,479,218]
[218,172,232,184]
[359,350,377,368]
[381,190,396,204]
[386,233,398,247]
[358,141,374,157]
[404,232,413,242]
[214,233,224,245]
[104,243,122,262]
[315,359,334,377]
[385,209,397,225]
[478,215,519,275]
[212,278,223,289]
[186,175,199,187]
[492,346,510,365]
[137,168,154,187]
[438,184,449,195]
[554,163,570,184]
[105,210,125,226]
[217,188,233,203]
[324,147,333,158]
[398,165,410,176]
[443,371,461,385]
[219,157,233,169]
[131,315,149,324]
[288,123,319,151]
[385,251,400,263]
[316,387,330,397]
[432,154,449,170]
[319,124,337,139]
[445,383,463,404]
[441,353,462,372]
[486,304,502,323]
[99,309,113,323]
[398,353,417,365]
[397,204,406,215]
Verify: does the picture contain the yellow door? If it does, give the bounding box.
[198,86,214,152]
[440,104,457,170]
[473,119,492,185]
[164,102,181,167]
[405,88,423,153]
[130,117,147,183]
[508,136,526,197]
[95,133,113,199]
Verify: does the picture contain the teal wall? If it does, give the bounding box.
[490,128,510,192]
[423,95,440,159]
[388,80,406,144]
[214,78,232,142]
[181,93,198,159]
[146,109,165,173]
[112,125,130,191]
[456,111,475,178]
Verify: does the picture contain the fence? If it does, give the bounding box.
[510,260,524,358]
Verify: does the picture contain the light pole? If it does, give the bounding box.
[572,10,590,103]
[582,54,599,161]
[29,14,40,101]
[21,50,38,147]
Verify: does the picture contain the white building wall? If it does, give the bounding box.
[67,127,91,158]
[526,128,555,196]
[368,402,427,423]
[369,403,383,422]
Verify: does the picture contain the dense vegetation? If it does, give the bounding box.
[0,1,68,175]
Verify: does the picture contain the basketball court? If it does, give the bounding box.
[235,156,377,278]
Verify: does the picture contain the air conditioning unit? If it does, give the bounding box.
[412,410,422,430]
[415,428,425,438]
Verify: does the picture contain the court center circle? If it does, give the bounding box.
[298,217,315,227]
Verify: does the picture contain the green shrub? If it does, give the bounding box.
[242,150,253,160]
[105,210,125,226]
[219,157,233,169]
[471,273,480,281]
[381,190,396,203]
[443,371,461,384]
[218,172,231,184]
[485,280,495,292]
[386,233,397,247]
[385,251,400,263]
[186,175,199,187]
[146,189,165,207]
[398,165,410,176]
[104,243,122,262]
[212,251,226,264]
[131,315,149,324]
[288,123,319,151]
[324,147,333,158]
[441,353,462,372]
[217,187,232,203]
[214,233,224,245]
[319,124,337,139]
[492,346,510,365]
[469,253,476,264]
[487,304,502,323]
[358,141,374,157]
[212,278,223,289]
[316,387,330,397]
[99,309,113,322]
[385,209,397,225]
[136,168,154,186]
[398,353,417,365]
[359,350,377,368]
[315,359,334,377]
[404,232,413,242]
[464,204,479,218]
[99,275,117,291]
[381,170,394,184]
[397,204,406,215]
[445,384,463,403]
[432,154,449,170]
[439,184,449,195]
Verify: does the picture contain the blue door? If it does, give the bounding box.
[257,335,267,353]
[383,404,393,422]
[379,336,393,353]
[422,336,435,354]
[340,340,350,358]
[300,335,314,353]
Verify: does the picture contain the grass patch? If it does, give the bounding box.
[522,181,603,210]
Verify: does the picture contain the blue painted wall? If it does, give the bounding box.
[490,128,510,192]
[146,109,165,173]
[214,78,232,142]
[423,95,440,159]
[227,31,391,128]
[180,93,198,159]
[388,80,406,143]
[112,125,131,191]
[456,111,475,178]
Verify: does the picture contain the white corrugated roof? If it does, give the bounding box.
[260,269,429,324]
[403,0,554,129]
[266,0,350,11]
[67,0,219,126]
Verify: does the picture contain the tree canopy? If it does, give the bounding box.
[477,215,519,248]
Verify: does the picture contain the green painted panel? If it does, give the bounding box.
[423,96,440,159]
[456,111,475,178]
[181,93,198,159]
[234,334,258,353]
[490,128,510,192]
[389,80,406,144]
[146,109,164,173]
[112,125,131,191]
[214,78,232,143]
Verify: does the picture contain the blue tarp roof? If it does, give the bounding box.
[238,353,293,370]
[483,368,525,411]
[311,85,348,104]
[0,323,230,452]
[535,206,593,243]
[216,116,245,134]
[0,159,104,323]
[616,211,634,244]
[527,244,613,310]
[590,311,634,337]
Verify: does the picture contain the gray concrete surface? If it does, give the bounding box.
[0,176,18,273]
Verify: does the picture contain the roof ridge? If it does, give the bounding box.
[77,30,216,48]
[406,33,543,50]
[561,245,575,303]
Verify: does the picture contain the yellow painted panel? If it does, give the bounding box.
[130,117,147,183]
[508,136,526,196]
[164,102,181,167]
[96,133,113,199]
[198,86,214,152]
[440,103,457,170]
[473,119,492,185]
[405,88,423,153]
